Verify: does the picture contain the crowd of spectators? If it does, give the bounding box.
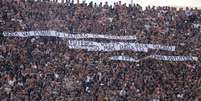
[0,0,201,101]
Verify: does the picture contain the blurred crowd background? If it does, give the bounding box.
[0,0,201,101]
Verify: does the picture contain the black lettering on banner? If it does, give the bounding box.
[89,45,100,51]
[68,40,72,45]
[122,56,125,60]
[76,40,80,46]
[92,33,97,38]
[8,32,11,36]
[157,45,162,50]
[134,43,142,51]
[46,30,50,36]
[100,42,105,51]
[143,44,148,48]
[160,45,165,50]
[116,36,120,39]
[165,46,170,51]
[77,40,82,46]
[79,40,87,46]
[124,56,129,61]
[165,56,170,61]
[188,56,192,61]
[134,43,140,49]
[189,56,193,61]
[135,44,141,51]
[33,31,36,36]
[85,33,89,38]
[10,32,14,36]
[183,56,189,61]
[74,40,79,46]
[55,31,60,37]
[176,56,181,61]
[178,57,182,61]
[181,56,185,61]
[90,41,95,46]
[80,40,85,46]
[166,56,170,61]
[68,40,77,46]
[42,30,49,36]
[22,31,30,36]
[75,34,80,39]
[34,31,41,36]
[119,42,128,50]
[152,55,197,61]
[67,34,74,39]
[66,32,71,38]
[178,56,183,61]
[93,45,100,51]
[153,44,160,50]
[86,46,92,51]
[78,33,83,39]
[172,56,176,61]
[8,32,15,36]
[112,56,118,60]
[146,44,152,49]
[21,32,25,36]
[165,46,172,51]
[159,45,164,50]
[119,43,124,50]
[103,35,107,39]
[45,30,51,36]
[40,31,45,36]
[79,33,88,39]
[170,46,175,51]
[159,56,163,60]
[169,56,173,61]
[117,56,121,60]
[3,32,9,36]
[85,41,91,46]
[9,32,13,36]
[103,43,115,51]
[172,46,176,51]
[104,35,109,39]
[169,46,173,51]
[179,56,184,61]
[63,32,67,38]
[124,42,130,50]
[185,56,190,61]
[13,32,18,36]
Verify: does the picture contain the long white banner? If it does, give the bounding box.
[110,56,138,62]
[150,55,198,61]
[3,31,175,51]
[68,40,176,52]
[3,30,137,40]
[68,40,148,52]
[110,55,198,62]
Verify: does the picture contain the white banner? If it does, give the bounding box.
[3,31,175,51]
[68,40,175,52]
[110,56,138,62]
[150,55,198,61]
[3,30,137,40]
[68,40,148,52]
[110,55,198,62]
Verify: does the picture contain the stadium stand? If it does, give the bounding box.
[0,0,201,101]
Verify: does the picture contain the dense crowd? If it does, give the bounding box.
[1,0,201,101]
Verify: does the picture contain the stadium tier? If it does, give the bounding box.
[0,0,201,101]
